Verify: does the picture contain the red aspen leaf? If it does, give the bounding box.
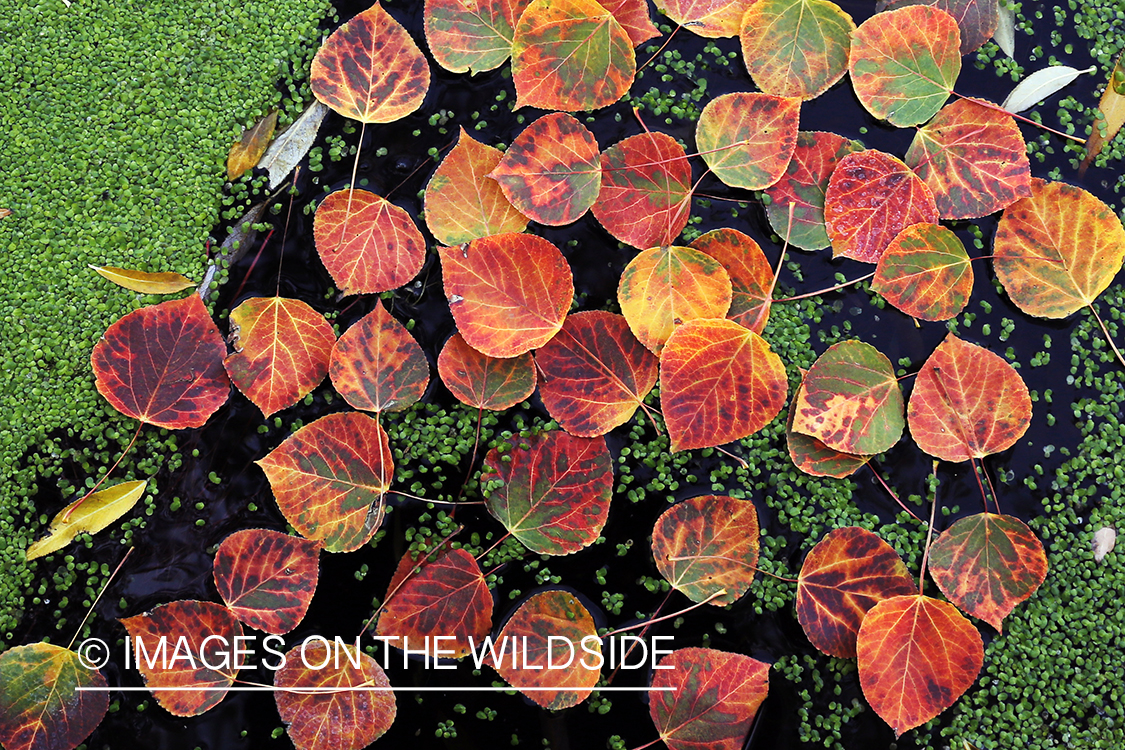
[651,495,760,605]
[511,0,635,112]
[480,430,612,555]
[796,527,917,657]
[213,529,321,635]
[649,648,770,750]
[439,233,573,358]
[535,311,657,436]
[92,294,229,429]
[905,98,1031,220]
[601,0,660,46]
[330,303,429,414]
[313,188,426,295]
[437,332,536,410]
[0,643,108,750]
[618,245,732,354]
[660,319,787,452]
[690,228,774,333]
[928,513,1047,631]
[257,412,393,553]
[993,178,1125,319]
[786,399,870,478]
[857,594,984,736]
[90,264,195,294]
[740,0,856,101]
[791,340,904,455]
[591,132,693,249]
[274,641,395,750]
[376,547,493,659]
[224,296,336,418]
[489,113,602,226]
[488,590,601,710]
[227,110,277,180]
[423,0,531,74]
[120,600,243,717]
[907,334,1031,462]
[880,0,997,55]
[310,2,430,124]
[872,223,973,321]
[848,6,961,127]
[824,149,939,263]
[764,131,864,251]
[652,0,752,37]
[695,92,800,190]
[424,128,528,246]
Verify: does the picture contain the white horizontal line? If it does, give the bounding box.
[77,686,674,692]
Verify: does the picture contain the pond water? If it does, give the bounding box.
[14,0,1123,749]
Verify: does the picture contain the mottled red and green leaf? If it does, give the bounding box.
[213,529,321,635]
[330,303,429,413]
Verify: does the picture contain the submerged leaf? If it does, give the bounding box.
[120,600,243,717]
[90,265,195,294]
[1002,64,1095,113]
[660,319,787,452]
[213,529,321,635]
[649,648,770,750]
[313,189,426,296]
[439,233,573,358]
[740,0,855,100]
[823,149,939,263]
[928,513,1047,631]
[764,131,864,251]
[695,92,800,190]
[993,0,1015,57]
[0,643,108,750]
[330,303,429,413]
[438,332,537,410]
[617,244,732,354]
[848,6,961,126]
[905,98,1031,220]
[791,340,903,455]
[425,128,528,245]
[489,591,601,709]
[796,527,917,657]
[257,412,393,553]
[26,480,146,561]
[227,110,277,180]
[907,334,1031,461]
[652,495,760,605]
[535,311,657,436]
[481,430,612,555]
[92,294,230,429]
[376,547,493,658]
[857,595,983,736]
[311,2,430,123]
[258,101,329,189]
[274,641,395,750]
[224,297,336,418]
[592,132,693,249]
[993,179,1125,318]
[511,0,635,111]
[489,113,601,226]
[872,223,973,321]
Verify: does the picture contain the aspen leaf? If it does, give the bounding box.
[695,92,800,190]
[330,303,429,414]
[424,0,531,74]
[26,480,146,561]
[652,0,752,37]
[740,0,855,101]
[872,223,973,321]
[213,529,321,635]
[437,332,536,411]
[0,643,108,750]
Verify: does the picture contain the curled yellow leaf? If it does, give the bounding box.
[26,480,147,560]
[90,265,195,294]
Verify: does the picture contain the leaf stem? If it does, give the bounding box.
[635,24,682,77]
[951,91,1087,144]
[867,464,924,523]
[773,272,876,303]
[62,422,144,522]
[919,471,940,595]
[475,531,512,564]
[605,589,673,686]
[335,121,367,253]
[1088,303,1125,368]
[603,589,726,638]
[68,547,134,650]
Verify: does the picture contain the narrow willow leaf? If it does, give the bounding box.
[27,480,146,560]
[993,0,1014,57]
[258,101,329,189]
[90,265,195,294]
[1002,64,1096,113]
